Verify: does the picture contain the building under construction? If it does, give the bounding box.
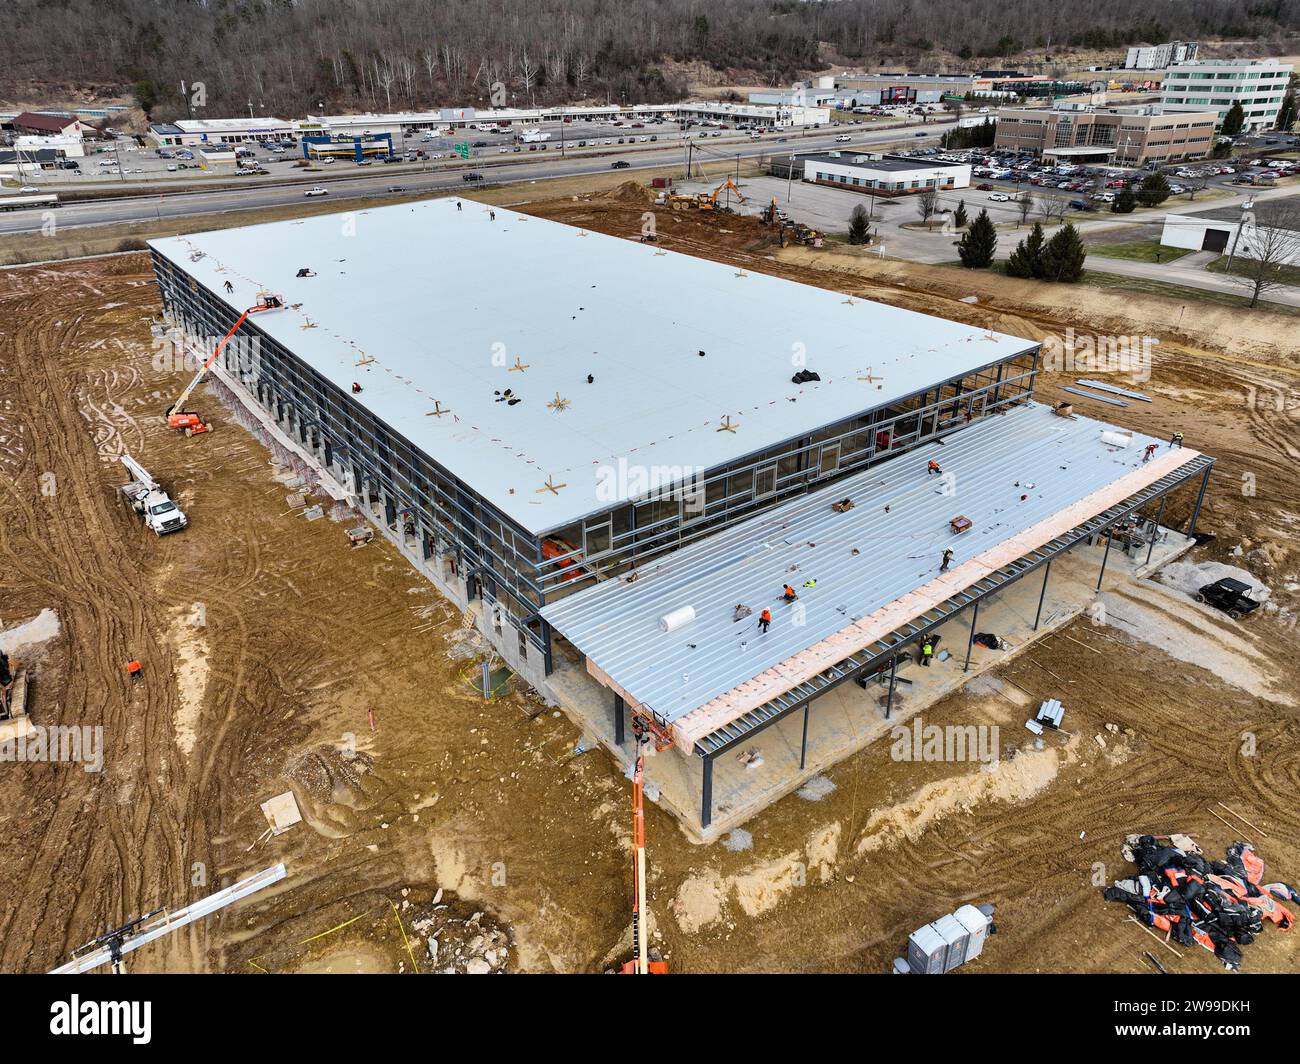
[148,199,1214,840]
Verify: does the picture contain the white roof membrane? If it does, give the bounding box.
[150,199,1034,534]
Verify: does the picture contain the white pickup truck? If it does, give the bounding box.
[118,454,188,535]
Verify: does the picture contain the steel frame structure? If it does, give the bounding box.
[659,455,1212,829]
[152,249,1039,679]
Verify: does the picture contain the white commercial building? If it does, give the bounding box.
[1161,59,1293,131]
[1160,204,1300,265]
[14,133,84,158]
[675,101,830,128]
[802,152,971,196]
[1125,42,1199,71]
[149,117,296,147]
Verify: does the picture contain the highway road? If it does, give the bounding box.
[0,120,956,237]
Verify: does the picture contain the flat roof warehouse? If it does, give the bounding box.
[149,200,1034,536]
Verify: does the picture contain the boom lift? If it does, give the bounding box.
[165,292,284,436]
[620,716,669,974]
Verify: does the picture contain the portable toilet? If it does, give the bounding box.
[906,923,949,974]
[952,905,991,963]
[932,912,970,972]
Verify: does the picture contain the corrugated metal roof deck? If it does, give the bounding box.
[541,403,1190,724]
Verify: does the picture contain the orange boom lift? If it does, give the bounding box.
[620,716,669,974]
[165,292,284,436]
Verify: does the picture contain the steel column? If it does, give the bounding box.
[799,704,810,769]
[1033,558,1052,631]
[963,600,981,672]
[1096,524,1114,591]
[541,619,554,676]
[701,755,714,830]
[614,693,625,746]
[885,652,899,719]
[1145,495,1167,567]
[1187,464,1212,539]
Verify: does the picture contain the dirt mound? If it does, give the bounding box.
[592,180,654,206]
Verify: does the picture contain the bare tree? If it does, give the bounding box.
[518,50,538,108]
[1226,203,1300,308]
[1183,170,1211,201]
[1017,191,1036,227]
[374,57,396,111]
[420,48,439,97]
[916,188,939,227]
[1038,193,1069,226]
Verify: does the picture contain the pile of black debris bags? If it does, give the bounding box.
[1103,834,1297,970]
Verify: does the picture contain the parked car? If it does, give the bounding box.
[303,186,329,196]
[835,134,851,143]
[1068,199,1091,211]
[988,192,1010,202]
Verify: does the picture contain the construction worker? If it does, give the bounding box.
[758,608,772,633]
[782,584,798,603]
[1142,442,1159,463]
[1170,431,1184,449]
[456,200,462,211]
[489,210,496,221]
[223,280,234,294]
[126,658,142,683]
[920,636,935,667]
[927,459,942,476]
[940,548,953,572]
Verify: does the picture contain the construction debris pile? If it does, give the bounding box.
[1102,834,1297,970]
[409,891,513,975]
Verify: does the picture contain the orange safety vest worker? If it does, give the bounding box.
[927,460,941,475]
[782,584,797,602]
[758,608,772,633]
[126,659,142,680]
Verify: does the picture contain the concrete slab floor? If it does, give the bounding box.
[548,524,1196,843]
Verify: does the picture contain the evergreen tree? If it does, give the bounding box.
[847,203,871,245]
[957,209,997,268]
[1137,172,1170,208]
[1111,187,1137,213]
[1005,222,1046,278]
[1039,223,1087,282]
[953,199,968,228]
[1221,101,1246,137]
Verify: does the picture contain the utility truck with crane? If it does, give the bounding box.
[118,454,188,535]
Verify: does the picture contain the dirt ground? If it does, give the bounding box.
[1,183,1298,975]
